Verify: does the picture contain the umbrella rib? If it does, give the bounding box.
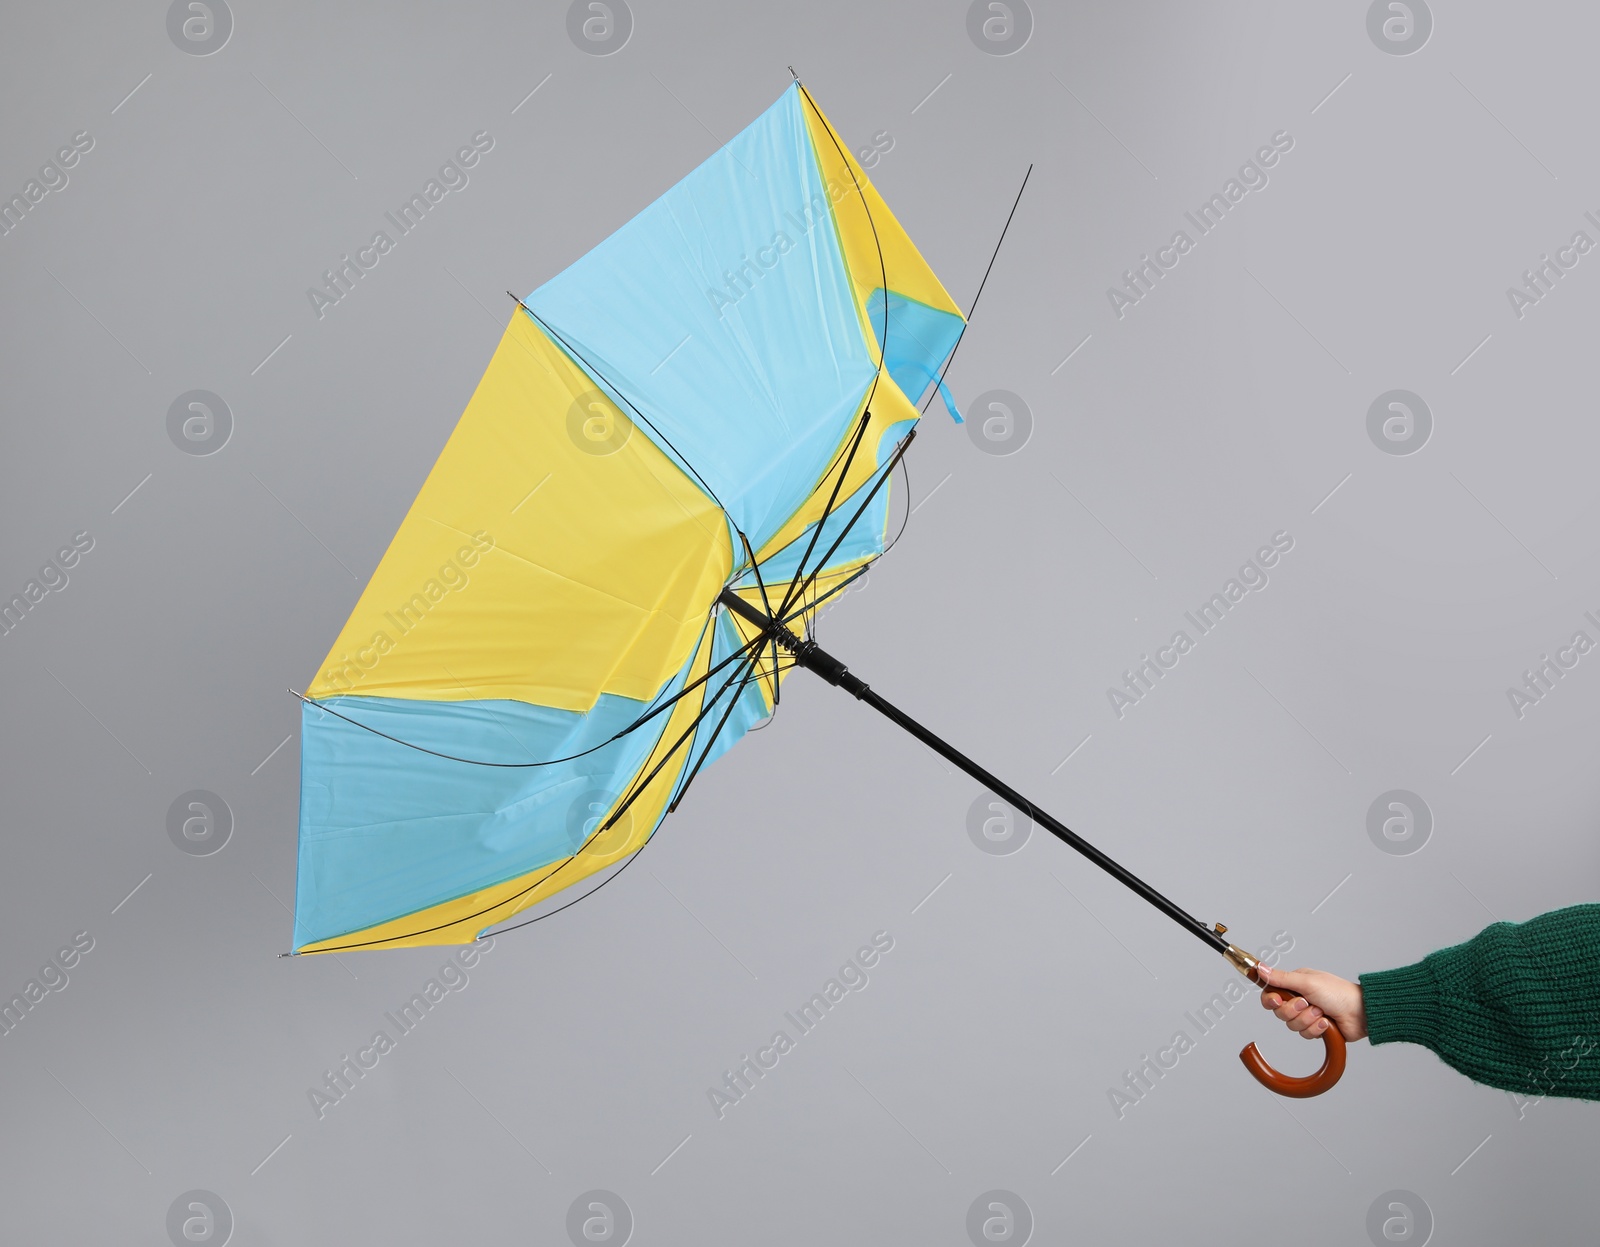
[485,314,729,551]
[513,297,733,521]
[738,531,772,614]
[883,453,913,557]
[601,643,765,833]
[777,564,868,624]
[474,825,654,938]
[799,83,890,400]
[302,857,571,953]
[919,162,1033,414]
[770,455,908,631]
[775,409,872,620]
[779,428,916,623]
[735,529,782,710]
[667,640,765,814]
[290,629,766,769]
[777,456,909,630]
[516,294,772,618]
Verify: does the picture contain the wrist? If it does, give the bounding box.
[1348,982,1369,1041]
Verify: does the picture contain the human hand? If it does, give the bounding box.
[1257,965,1368,1042]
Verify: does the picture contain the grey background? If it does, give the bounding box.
[3,1,1598,1242]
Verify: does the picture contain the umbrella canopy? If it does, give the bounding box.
[291,84,964,954]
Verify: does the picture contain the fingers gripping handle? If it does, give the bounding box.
[1224,944,1347,1097]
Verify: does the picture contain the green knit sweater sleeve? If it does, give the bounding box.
[1359,903,1600,1100]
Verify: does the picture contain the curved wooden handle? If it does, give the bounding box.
[1238,990,1347,1097]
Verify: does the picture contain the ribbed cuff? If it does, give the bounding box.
[1360,958,1443,1049]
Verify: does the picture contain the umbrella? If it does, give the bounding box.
[289,80,1343,1098]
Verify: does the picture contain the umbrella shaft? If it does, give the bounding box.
[853,684,1226,954]
[717,588,1227,955]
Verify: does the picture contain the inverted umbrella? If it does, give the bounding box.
[290,81,1343,1097]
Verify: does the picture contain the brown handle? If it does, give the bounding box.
[1238,985,1347,1097]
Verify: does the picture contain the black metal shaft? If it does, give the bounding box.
[718,588,1228,956]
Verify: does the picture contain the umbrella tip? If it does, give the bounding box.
[788,65,799,81]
